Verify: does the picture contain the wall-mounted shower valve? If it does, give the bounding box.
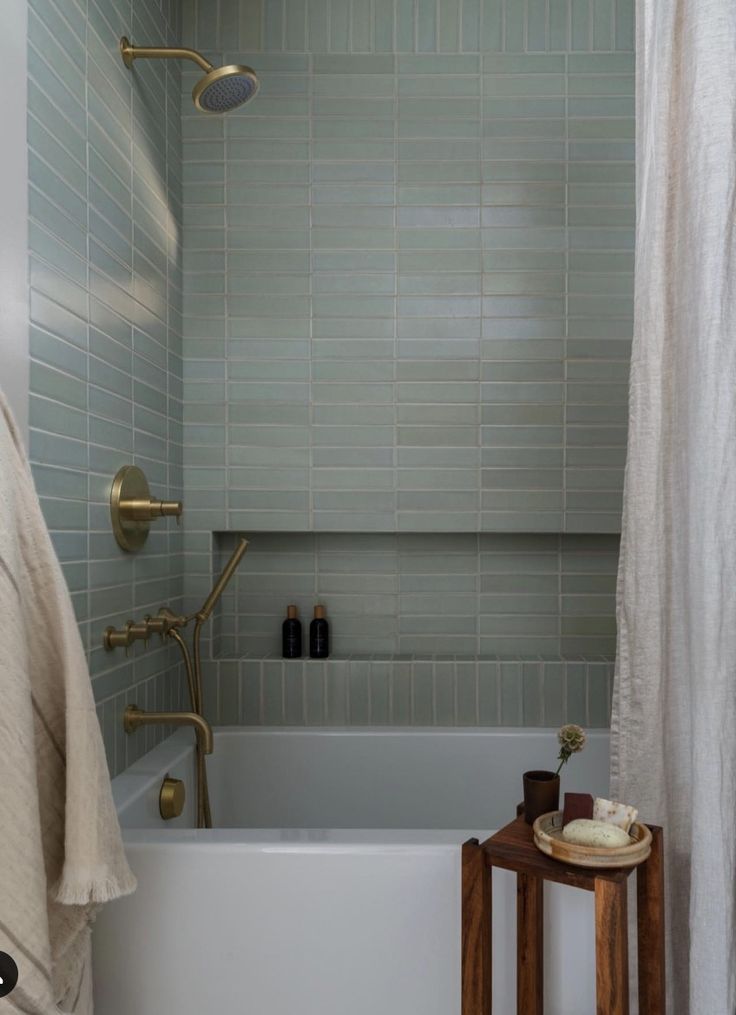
[110,465,183,552]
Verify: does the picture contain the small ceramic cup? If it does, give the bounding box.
[522,770,560,825]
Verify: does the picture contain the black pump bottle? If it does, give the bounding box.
[282,604,302,659]
[309,605,329,659]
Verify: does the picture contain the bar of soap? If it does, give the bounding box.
[593,797,638,833]
[562,792,594,826]
[562,819,631,848]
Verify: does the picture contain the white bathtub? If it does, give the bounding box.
[93,727,610,1015]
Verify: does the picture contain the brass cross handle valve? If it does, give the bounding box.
[103,619,152,653]
[143,609,188,641]
[110,465,183,552]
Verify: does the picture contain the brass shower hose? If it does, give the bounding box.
[166,537,249,828]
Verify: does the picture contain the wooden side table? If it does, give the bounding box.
[462,811,665,1015]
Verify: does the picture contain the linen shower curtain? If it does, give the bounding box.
[611,1,736,1012]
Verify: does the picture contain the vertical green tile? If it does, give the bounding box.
[392,663,413,723]
[220,661,240,722]
[239,0,263,49]
[566,662,587,724]
[439,0,461,53]
[262,661,284,722]
[522,663,543,724]
[304,661,326,724]
[587,662,611,726]
[481,0,502,51]
[285,0,307,49]
[308,0,330,49]
[434,662,455,723]
[456,662,478,724]
[593,0,613,50]
[501,662,523,724]
[284,661,305,723]
[370,662,391,722]
[614,0,634,50]
[265,0,285,49]
[478,661,499,724]
[527,0,548,51]
[330,0,350,50]
[241,662,262,723]
[571,0,591,50]
[396,0,415,50]
[326,661,348,723]
[351,0,372,51]
[549,0,569,50]
[461,0,481,52]
[412,662,434,724]
[348,661,370,722]
[413,0,436,52]
[218,0,241,46]
[543,662,565,726]
[503,0,525,52]
[374,0,396,51]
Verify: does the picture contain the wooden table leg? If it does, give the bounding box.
[462,840,492,1015]
[595,878,629,1015]
[517,873,543,1014]
[637,827,665,1014]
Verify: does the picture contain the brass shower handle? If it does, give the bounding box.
[103,620,151,652]
[118,497,183,521]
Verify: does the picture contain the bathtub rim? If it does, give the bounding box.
[112,725,610,829]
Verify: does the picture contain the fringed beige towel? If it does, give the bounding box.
[0,391,135,1014]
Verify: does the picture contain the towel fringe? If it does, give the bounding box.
[54,872,138,906]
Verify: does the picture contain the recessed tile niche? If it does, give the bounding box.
[207,530,618,659]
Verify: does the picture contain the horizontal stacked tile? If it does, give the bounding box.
[565,53,633,529]
[27,0,186,774]
[181,6,635,538]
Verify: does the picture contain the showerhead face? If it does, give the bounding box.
[193,65,259,113]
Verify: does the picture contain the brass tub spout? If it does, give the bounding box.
[123,706,214,755]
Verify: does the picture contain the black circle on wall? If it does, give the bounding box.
[0,951,19,997]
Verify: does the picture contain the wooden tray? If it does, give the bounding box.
[532,811,652,869]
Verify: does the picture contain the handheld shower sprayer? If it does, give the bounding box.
[197,537,249,623]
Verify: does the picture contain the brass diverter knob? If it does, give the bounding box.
[110,465,183,552]
[159,775,186,821]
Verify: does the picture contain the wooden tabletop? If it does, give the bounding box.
[481,814,631,890]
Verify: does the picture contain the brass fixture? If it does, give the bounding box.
[103,619,152,652]
[120,37,259,113]
[110,465,182,552]
[124,706,214,756]
[115,538,250,828]
[159,776,186,820]
[197,537,249,623]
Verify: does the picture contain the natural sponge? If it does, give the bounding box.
[561,819,631,848]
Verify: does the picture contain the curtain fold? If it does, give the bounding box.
[612,1,736,1011]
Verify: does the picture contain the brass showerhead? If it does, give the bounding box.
[120,37,259,113]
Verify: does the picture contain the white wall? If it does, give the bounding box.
[0,0,28,439]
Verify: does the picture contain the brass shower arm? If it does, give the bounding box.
[120,37,212,73]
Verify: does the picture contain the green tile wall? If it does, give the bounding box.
[178,0,629,727]
[180,9,634,537]
[27,0,187,775]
